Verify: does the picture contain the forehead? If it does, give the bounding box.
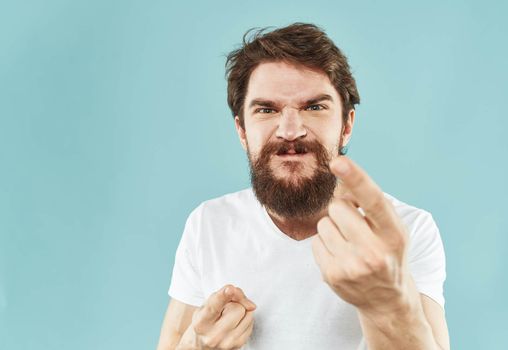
[245,61,339,104]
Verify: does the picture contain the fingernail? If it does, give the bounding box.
[224,287,231,295]
[333,158,349,175]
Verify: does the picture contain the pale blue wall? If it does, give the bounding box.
[1,0,507,349]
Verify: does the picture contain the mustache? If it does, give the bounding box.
[261,139,329,156]
[253,138,334,174]
[248,138,338,218]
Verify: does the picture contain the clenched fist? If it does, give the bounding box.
[177,284,256,350]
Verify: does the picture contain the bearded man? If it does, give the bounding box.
[157,23,449,350]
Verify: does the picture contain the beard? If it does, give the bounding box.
[247,137,341,219]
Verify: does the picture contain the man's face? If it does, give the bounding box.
[235,61,354,219]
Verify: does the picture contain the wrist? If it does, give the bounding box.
[358,276,426,330]
[176,324,202,350]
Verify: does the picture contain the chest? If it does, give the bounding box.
[199,238,364,349]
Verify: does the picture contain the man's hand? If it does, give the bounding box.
[177,284,256,350]
[312,156,418,316]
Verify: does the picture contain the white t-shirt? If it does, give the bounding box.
[168,188,446,350]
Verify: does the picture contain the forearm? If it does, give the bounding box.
[157,330,184,350]
[358,292,441,350]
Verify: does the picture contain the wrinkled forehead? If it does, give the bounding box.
[245,61,339,106]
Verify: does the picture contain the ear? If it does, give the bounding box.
[341,109,355,146]
[235,116,248,151]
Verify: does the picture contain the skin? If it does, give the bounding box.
[315,157,449,349]
[157,60,450,349]
[158,284,256,350]
[235,60,355,241]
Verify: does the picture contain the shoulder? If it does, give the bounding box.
[382,192,441,242]
[186,187,258,224]
[181,188,260,248]
[383,192,435,227]
[200,187,257,214]
[383,192,444,259]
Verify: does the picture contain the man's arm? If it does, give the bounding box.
[358,293,450,350]
[157,286,256,350]
[157,298,198,350]
[312,156,449,350]
[420,295,450,349]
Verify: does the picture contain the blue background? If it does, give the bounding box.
[1,0,507,349]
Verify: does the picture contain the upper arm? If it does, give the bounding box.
[421,294,450,350]
[156,298,199,350]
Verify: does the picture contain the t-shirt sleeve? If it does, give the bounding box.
[168,205,206,307]
[407,211,447,310]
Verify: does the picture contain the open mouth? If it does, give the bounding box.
[276,148,310,158]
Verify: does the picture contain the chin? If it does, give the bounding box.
[272,165,315,179]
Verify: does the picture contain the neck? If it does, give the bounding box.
[265,183,346,241]
[266,208,325,241]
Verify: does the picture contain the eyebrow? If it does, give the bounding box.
[248,93,334,110]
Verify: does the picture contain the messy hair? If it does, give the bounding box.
[225,22,360,129]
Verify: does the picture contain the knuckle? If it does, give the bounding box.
[193,322,206,335]
[387,229,407,251]
[369,193,387,213]
[323,266,340,283]
[202,333,221,348]
[204,303,220,317]
[347,170,362,186]
[219,284,235,296]
[343,263,362,281]
[221,283,236,297]
[366,255,387,272]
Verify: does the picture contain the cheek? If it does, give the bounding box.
[307,123,341,143]
[245,123,276,153]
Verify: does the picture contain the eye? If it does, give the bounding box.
[305,104,326,111]
[255,108,277,114]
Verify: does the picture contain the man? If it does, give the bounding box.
[157,23,449,350]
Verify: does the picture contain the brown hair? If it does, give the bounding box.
[225,22,360,130]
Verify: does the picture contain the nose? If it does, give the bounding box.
[275,106,307,141]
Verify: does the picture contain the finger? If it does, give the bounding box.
[337,189,360,208]
[238,321,254,345]
[223,310,254,343]
[214,302,246,331]
[222,318,254,350]
[202,285,254,323]
[316,216,348,255]
[311,234,335,273]
[329,156,398,231]
[327,199,376,244]
[227,286,257,311]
